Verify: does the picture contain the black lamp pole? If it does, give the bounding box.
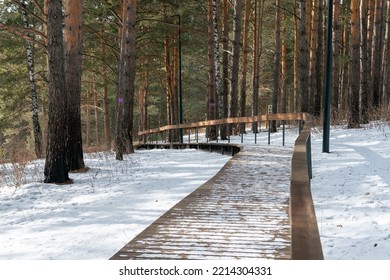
[323,0,333,153]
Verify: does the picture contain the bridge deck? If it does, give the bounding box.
[110,145,292,260]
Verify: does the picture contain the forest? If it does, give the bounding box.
[1,0,390,182]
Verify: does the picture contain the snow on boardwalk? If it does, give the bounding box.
[110,145,292,260]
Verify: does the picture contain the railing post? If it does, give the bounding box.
[307,133,313,179]
[268,121,271,145]
[255,130,257,144]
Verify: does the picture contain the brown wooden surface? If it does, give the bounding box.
[111,113,324,260]
[138,113,305,136]
[290,114,323,259]
[110,145,292,260]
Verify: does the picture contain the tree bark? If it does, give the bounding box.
[229,0,242,135]
[348,0,360,128]
[309,0,318,115]
[207,0,218,140]
[332,0,341,121]
[44,0,70,184]
[252,0,264,132]
[384,0,390,107]
[271,0,281,132]
[361,0,370,123]
[64,0,85,171]
[372,0,385,108]
[239,0,251,134]
[292,1,299,113]
[281,13,287,114]
[314,0,324,118]
[93,82,99,145]
[220,0,230,140]
[298,0,310,112]
[101,26,112,148]
[115,0,136,160]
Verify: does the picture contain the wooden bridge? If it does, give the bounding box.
[110,113,323,260]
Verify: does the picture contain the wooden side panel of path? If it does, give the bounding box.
[110,145,292,260]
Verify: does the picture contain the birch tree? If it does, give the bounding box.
[20,0,42,158]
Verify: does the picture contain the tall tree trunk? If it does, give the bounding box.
[340,8,350,115]
[213,0,221,123]
[44,0,69,184]
[220,0,230,140]
[93,82,99,145]
[384,0,390,108]
[252,0,264,132]
[101,26,112,148]
[271,0,281,132]
[281,13,287,114]
[20,0,42,158]
[64,0,85,171]
[229,0,242,135]
[298,0,310,112]
[372,0,385,108]
[309,0,318,115]
[115,0,136,160]
[207,0,217,140]
[367,0,375,105]
[332,0,341,121]
[139,64,148,137]
[162,2,178,142]
[292,1,299,113]
[239,0,251,134]
[314,0,324,118]
[349,0,360,128]
[361,0,370,123]
[86,86,91,147]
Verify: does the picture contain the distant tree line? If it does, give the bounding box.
[1,0,390,183]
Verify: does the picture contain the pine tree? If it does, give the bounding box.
[44,0,70,184]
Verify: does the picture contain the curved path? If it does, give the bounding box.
[110,145,292,260]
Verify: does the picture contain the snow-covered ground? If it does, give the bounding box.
[0,149,231,260]
[311,122,390,260]
[0,121,389,260]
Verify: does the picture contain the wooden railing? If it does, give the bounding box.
[138,112,305,137]
[138,112,323,260]
[290,114,323,259]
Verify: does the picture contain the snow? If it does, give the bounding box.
[0,149,231,260]
[311,122,390,260]
[0,121,389,260]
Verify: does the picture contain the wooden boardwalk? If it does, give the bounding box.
[110,145,293,260]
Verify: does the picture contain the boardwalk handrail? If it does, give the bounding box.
[290,113,323,260]
[138,112,304,136]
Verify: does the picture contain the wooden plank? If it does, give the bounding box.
[138,113,307,136]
